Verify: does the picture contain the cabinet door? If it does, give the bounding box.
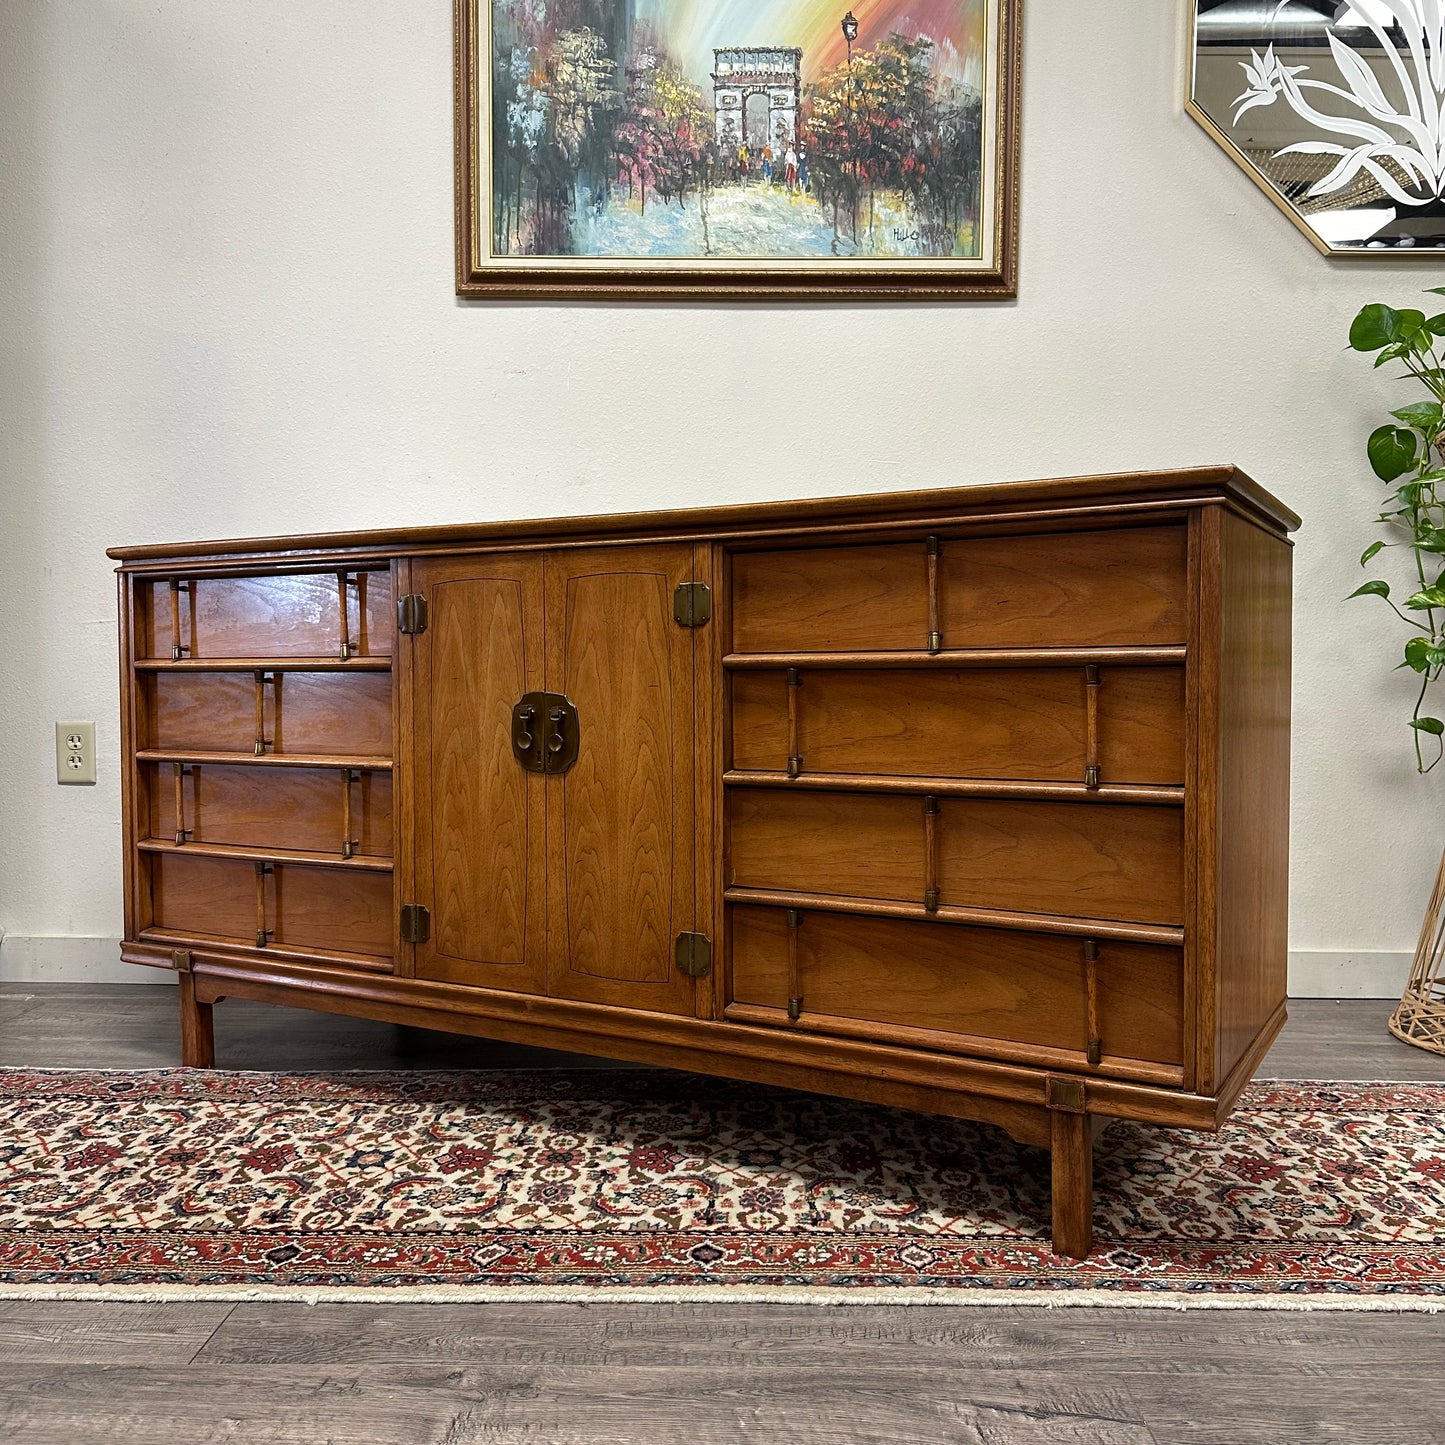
[545,544,700,1015]
[411,555,548,993]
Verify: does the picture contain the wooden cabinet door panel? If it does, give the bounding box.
[731,667,1184,785]
[545,545,698,1014]
[411,556,547,993]
[729,905,1184,1072]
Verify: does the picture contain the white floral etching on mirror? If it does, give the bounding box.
[1232,1,1445,209]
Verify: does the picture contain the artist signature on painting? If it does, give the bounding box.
[893,227,921,244]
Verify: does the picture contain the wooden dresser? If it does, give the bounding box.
[110,468,1297,1256]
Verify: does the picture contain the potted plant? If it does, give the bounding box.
[1348,290,1445,1053]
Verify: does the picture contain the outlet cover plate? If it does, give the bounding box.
[56,722,96,785]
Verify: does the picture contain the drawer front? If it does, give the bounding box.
[149,672,393,758]
[140,571,394,660]
[145,763,392,857]
[728,790,1184,926]
[730,667,1184,785]
[729,906,1184,1072]
[730,526,1187,653]
[150,853,393,961]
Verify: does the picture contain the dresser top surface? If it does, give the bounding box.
[108,465,1298,566]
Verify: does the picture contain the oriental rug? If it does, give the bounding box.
[1,1069,1442,1308]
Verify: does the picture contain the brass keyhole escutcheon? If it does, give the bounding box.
[511,692,580,774]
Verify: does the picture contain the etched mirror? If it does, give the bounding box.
[1189,2,1445,254]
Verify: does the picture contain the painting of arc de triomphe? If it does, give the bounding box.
[712,47,801,152]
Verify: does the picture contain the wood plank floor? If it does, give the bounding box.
[1,986,1442,1444]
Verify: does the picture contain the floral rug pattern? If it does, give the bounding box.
[1,1070,1442,1297]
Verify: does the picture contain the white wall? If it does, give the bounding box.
[1,1,1439,994]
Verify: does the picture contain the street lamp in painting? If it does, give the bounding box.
[842,12,860,210]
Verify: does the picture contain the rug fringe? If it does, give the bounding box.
[0,1283,1438,1311]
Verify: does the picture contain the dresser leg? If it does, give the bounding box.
[178,972,215,1069]
[1050,1108,1094,1259]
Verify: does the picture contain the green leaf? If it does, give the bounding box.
[1405,636,1433,671]
[1405,585,1445,610]
[1417,530,1445,552]
[1411,717,1445,734]
[1393,401,1444,428]
[1427,313,1445,336]
[1348,580,1392,600]
[1375,343,1411,367]
[1370,424,1419,481]
[1361,540,1386,565]
[1425,287,1445,295]
[1351,304,1404,350]
[1399,308,1429,337]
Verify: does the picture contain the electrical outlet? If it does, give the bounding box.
[56,721,96,785]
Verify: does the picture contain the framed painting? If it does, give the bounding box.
[454,0,1021,299]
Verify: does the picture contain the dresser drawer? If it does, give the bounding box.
[730,526,1187,653]
[149,852,393,962]
[145,762,392,857]
[147,672,393,758]
[730,666,1185,785]
[728,790,1184,926]
[728,906,1184,1075]
[139,570,394,660]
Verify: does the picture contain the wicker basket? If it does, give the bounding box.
[1390,843,1445,1056]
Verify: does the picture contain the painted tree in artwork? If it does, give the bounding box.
[804,35,982,254]
[616,53,715,219]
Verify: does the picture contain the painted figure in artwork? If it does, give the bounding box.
[488,0,987,259]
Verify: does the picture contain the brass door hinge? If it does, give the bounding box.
[673,582,712,628]
[396,594,428,635]
[675,931,712,978]
[400,903,431,945]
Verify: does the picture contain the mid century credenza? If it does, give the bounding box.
[110,468,1297,1257]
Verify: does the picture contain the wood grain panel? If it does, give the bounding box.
[146,763,392,856]
[1097,668,1187,786]
[151,854,392,962]
[940,527,1187,647]
[547,545,698,1014]
[730,667,1184,785]
[140,570,394,660]
[938,798,1184,925]
[729,527,1186,654]
[150,853,254,943]
[730,906,1183,1068]
[411,557,546,993]
[732,544,926,652]
[727,789,1183,925]
[728,790,924,900]
[1214,514,1293,1083]
[150,672,392,758]
[270,865,392,960]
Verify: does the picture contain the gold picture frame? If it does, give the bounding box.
[455,0,1022,299]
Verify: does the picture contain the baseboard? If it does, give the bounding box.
[0,935,173,985]
[0,937,1413,998]
[1288,950,1412,999]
